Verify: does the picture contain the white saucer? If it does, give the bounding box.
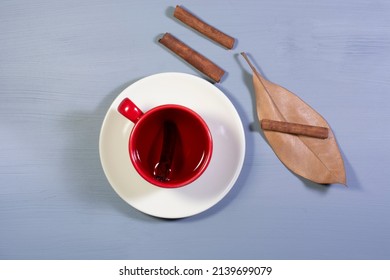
[99,73,245,218]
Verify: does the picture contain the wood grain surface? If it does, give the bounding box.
[1,0,390,259]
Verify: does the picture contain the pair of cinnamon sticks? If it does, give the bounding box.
[159,5,234,83]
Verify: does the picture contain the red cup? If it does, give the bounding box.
[118,98,213,188]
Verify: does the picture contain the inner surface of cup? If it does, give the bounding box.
[129,104,212,188]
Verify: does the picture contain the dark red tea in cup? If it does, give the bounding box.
[118,98,213,188]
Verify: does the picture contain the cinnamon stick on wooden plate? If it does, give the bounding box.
[173,5,236,49]
[158,32,225,83]
[261,119,329,139]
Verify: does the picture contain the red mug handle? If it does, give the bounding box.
[117,98,144,123]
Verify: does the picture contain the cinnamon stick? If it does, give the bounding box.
[173,5,235,49]
[261,119,329,139]
[158,32,225,82]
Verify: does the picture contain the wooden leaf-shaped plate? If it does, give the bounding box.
[242,53,346,185]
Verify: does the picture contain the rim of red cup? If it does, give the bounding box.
[128,104,213,188]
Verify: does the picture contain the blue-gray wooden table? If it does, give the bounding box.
[1,0,389,259]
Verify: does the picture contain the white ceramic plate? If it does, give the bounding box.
[99,73,245,218]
